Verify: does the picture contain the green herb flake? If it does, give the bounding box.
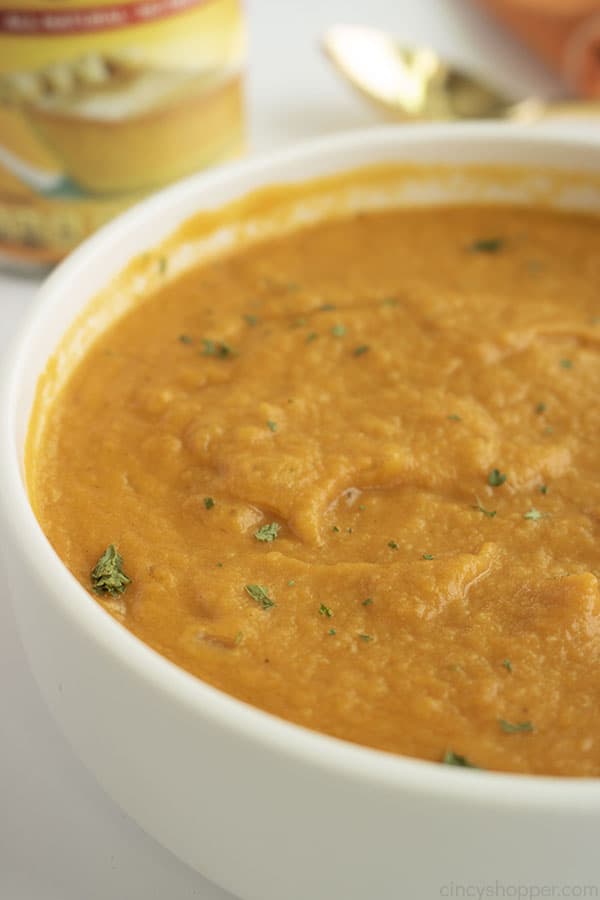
[178,334,193,345]
[502,659,513,672]
[204,497,215,510]
[442,750,479,768]
[331,323,346,337]
[235,631,244,645]
[362,598,374,607]
[244,584,275,610]
[559,359,573,369]
[470,237,504,254]
[535,402,546,414]
[91,544,131,597]
[287,579,296,587]
[358,503,366,511]
[523,508,544,521]
[526,259,544,274]
[358,633,372,642]
[332,525,340,533]
[353,344,370,357]
[243,314,259,326]
[539,484,548,495]
[266,420,277,432]
[306,331,318,344]
[201,338,234,358]
[388,540,399,550]
[422,553,435,560]
[382,297,400,307]
[472,498,496,518]
[447,414,461,422]
[319,603,333,618]
[319,303,336,312]
[255,522,280,542]
[499,719,533,734]
[216,562,223,568]
[488,468,506,487]
[328,628,337,636]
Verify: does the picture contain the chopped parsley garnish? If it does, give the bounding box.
[535,402,546,414]
[201,338,233,358]
[235,631,243,645]
[362,598,374,607]
[331,324,346,337]
[178,334,193,344]
[244,584,275,610]
[243,314,259,326]
[255,522,280,542]
[487,468,506,487]
[442,750,479,768]
[306,332,318,343]
[447,414,461,422]
[319,604,333,618]
[353,344,370,356]
[91,544,131,597]
[502,659,513,672]
[388,540,399,550]
[332,525,340,533]
[559,359,573,369]
[328,628,336,635]
[319,303,336,311]
[204,497,215,510]
[470,237,504,253]
[523,508,544,521]
[499,719,533,734]
[287,579,296,587]
[266,420,277,432]
[539,484,548,495]
[472,498,496,518]
[358,503,366,511]
[422,553,434,560]
[358,633,372,642]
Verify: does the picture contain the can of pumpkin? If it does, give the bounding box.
[0,0,246,271]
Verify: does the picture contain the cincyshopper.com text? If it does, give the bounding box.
[440,883,598,899]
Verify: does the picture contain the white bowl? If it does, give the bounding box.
[2,125,600,900]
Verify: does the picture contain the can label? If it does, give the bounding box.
[0,0,246,267]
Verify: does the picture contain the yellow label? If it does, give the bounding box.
[0,0,246,267]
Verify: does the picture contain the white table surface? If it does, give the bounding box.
[1,2,597,897]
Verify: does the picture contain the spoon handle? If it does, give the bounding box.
[509,97,600,122]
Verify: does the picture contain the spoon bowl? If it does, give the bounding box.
[323,24,600,122]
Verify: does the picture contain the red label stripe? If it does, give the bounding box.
[0,0,210,34]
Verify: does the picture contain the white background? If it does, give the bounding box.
[0,1,595,898]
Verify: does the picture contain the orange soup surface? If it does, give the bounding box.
[30,202,600,776]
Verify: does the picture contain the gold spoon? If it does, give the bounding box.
[323,25,600,122]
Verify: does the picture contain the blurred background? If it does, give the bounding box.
[1,1,599,898]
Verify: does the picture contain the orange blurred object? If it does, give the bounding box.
[476,0,600,96]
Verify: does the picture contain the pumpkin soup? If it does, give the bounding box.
[29,201,600,776]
